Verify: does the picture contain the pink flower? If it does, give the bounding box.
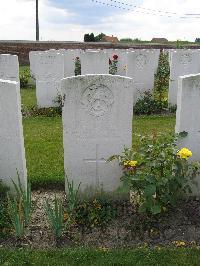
[113,54,118,60]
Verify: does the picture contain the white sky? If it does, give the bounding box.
[0,0,200,41]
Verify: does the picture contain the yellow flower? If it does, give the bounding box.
[124,160,138,167]
[172,240,186,247]
[63,212,69,222]
[177,148,192,159]
[129,160,138,167]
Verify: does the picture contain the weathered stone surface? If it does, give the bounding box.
[29,51,41,82]
[81,51,109,75]
[0,79,27,189]
[169,50,200,105]
[0,54,19,82]
[126,49,160,103]
[63,49,82,77]
[36,80,61,108]
[34,51,64,81]
[176,73,200,195]
[34,51,64,107]
[62,74,134,195]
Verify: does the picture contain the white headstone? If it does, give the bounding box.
[0,54,19,82]
[29,51,41,82]
[63,50,76,77]
[34,51,64,81]
[176,73,200,195]
[62,74,134,195]
[35,51,64,107]
[168,50,200,105]
[81,51,109,75]
[0,79,27,189]
[36,80,61,108]
[104,49,114,59]
[126,49,160,102]
[176,73,200,161]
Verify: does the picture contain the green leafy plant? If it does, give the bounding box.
[134,91,169,115]
[22,106,62,117]
[7,176,32,238]
[154,50,170,101]
[75,198,116,228]
[20,69,30,89]
[176,39,184,49]
[66,178,80,214]
[45,196,64,239]
[7,195,24,238]
[53,93,63,115]
[11,176,32,227]
[109,133,199,215]
[109,54,118,75]
[75,57,81,76]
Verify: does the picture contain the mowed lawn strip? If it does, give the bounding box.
[21,88,37,109]
[22,115,176,187]
[0,248,200,266]
[23,117,64,187]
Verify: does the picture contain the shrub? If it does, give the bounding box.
[75,57,81,76]
[75,198,117,229]
[53,94,63,114]
[134,91,168,115]
[109,133,199,215]
[20,69,30,89]
[22,106,62,117]
[154,50,170,101]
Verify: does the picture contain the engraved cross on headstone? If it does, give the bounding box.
[83,144,106,187]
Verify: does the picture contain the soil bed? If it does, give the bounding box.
[1,189,200,249]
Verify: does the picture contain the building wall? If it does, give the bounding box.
[0,41,200,64]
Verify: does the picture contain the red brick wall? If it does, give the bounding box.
[0,41,200,65]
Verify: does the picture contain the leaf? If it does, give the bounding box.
[107,155,120,162]
[178,131,188,138]
[151,204,162,215]
[144,184,156,197]
[138,203,147,213]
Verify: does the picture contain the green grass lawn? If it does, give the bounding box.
[23,117,64,187]
[21,88,37,108]
[1,247,200,266]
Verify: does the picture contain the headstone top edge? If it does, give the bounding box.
[62,74,133,81]
[0,79,18,85]
[179,73,200,80]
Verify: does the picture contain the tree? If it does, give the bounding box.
[36,0,39,41]
[94,33,106,42]
[84,33,95,42]
[84,34,90,42]
[89,33,95,42]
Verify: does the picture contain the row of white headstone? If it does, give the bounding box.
[1,54,200,195]
[30,48,160,108]
[0,49,199,108]
[29,48,200,109]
